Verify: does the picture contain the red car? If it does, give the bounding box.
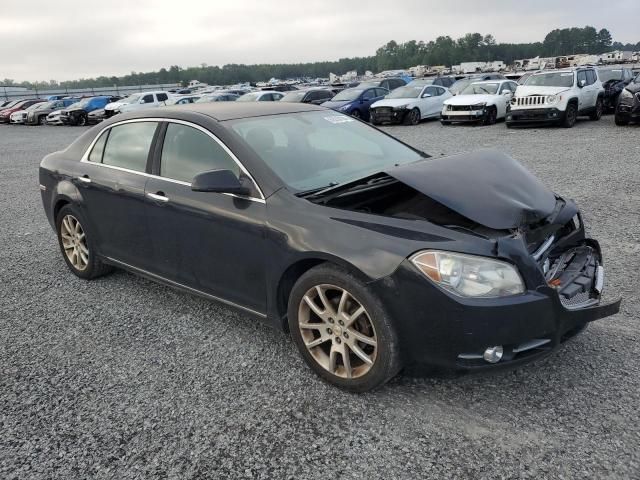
[0,99,44,123]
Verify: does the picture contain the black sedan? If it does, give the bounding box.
[39,103,621,391]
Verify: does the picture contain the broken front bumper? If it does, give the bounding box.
[370,251,621,375]
[441,108,487,123]
[506,107,564,124]
[370,107,408,124]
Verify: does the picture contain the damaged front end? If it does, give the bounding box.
[304,149,621,372]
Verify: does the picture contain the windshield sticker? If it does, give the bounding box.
[324,116,354,124]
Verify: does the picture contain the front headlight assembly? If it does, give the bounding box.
[393,104,409,110]
[546,95,559,104]
[621,89,633,99]
[410,251,525,298]
[471,102,487,109]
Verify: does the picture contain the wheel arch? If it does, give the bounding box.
[274,255,372,331]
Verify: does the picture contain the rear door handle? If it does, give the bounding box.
[147,192,169,203]
[76,175,91,183]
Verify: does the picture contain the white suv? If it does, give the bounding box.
[506,68,604,128]
[105,91,171,118]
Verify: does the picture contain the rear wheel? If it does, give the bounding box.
[56,205,112,280]
[288,265,401,392]
[589,97,603,121]
[562,103,577,128]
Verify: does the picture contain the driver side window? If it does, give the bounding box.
[160,123,240,183]
[362,90,375,100]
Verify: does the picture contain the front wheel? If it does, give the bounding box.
[615,114,629,126]
[76,114,88,127]
[562,103,577,128]
[288,265,401,392]
[351,109,361,119]
[405,108,421,126]
[38,115,46,125]
[589,98,603,121]
[483,106,497,125]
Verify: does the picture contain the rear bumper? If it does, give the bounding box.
[370,252,620,375]
[506,107,563,124]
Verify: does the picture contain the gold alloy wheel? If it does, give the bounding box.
[298,284,377,379]
[60,214,89,271]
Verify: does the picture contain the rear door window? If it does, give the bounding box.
[101,122,158,172]
[156,93,169,102]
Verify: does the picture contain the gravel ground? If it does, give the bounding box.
[1,116,638,479]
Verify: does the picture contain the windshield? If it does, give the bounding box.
[525,72,574,87]
[27,102,45,111]
[72,99,91,108]
[237,92,261,102]
[121,94,142,104]
[229,111,423,191]
[460,83,500,95]
[387,86,423,99]
[449,78,475,95]
[331,89,363,101]
[598,69,623,83]
[280,91,307,102]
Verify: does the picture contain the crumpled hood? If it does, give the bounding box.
[371,98,416,108]
[514,86,570,97]
[385,150,557,230]
[444,94,498,106]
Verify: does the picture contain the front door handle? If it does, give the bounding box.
[147,192,169,203]
[76,175,91,183]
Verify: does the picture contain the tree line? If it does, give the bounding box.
[3,26,638,89]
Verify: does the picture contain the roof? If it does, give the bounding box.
[122,101,326,122]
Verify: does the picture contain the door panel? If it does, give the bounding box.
[143,179,267,313]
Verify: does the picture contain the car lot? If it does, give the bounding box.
[0,116,638,478]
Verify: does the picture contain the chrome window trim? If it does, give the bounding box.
[80,117,266,204]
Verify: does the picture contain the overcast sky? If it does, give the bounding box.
[2,0,638,82]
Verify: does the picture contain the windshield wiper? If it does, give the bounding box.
[296,182,340,198]
[304,175,398,203]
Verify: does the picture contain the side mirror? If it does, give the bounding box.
[579,80,586,88]
[191,169,250,196]
[422,93,432,98]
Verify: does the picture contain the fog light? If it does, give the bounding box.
[483,346,504,363]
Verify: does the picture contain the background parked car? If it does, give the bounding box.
[87,109,106,125]
[449,74,506,95]
[321,87,388,121]
[280,88,335,105]
[26,98,79,125]
[165,95,201,105]
[46,110,64,125]
[441,79,518,125]
[615,73,640,125]
[60,96,117,126]
[370,85,452,125]
[110,91,170,116]
[237,91,284,102]
[195,93,239,103]
[357,77,407,92]
[10,102,49,124]
[598,67,636,112]
[408,76,457,88]
[0,99,44,123]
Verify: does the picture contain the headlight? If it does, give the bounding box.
[393,104,409,110]
[338,104,351,111]
[410,250,525,298]
[546,95,558,104]
[621,89,633,99]
[471,102,487,109]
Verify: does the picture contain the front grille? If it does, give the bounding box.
[513,95,546,106]
[374,107,392,114]
[448,105,476,111]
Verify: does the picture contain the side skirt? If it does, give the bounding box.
[101,255,268,319]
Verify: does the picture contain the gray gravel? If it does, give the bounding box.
[1,117,638,479]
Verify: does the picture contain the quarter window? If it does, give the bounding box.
[102,122,158,172]
[160,123,240,183]
[88,131,108,163]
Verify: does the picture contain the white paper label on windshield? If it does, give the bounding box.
[324,115,354,124]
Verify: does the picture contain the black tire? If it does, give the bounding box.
[351,109,361,119]
[562,103,577,128]
[440,119,451,126]
[589,97,603,121]
[506,122,514,129]
[614,114,629,126]
[56,204,113,280]
[483,106,497,125]
[288,264,401,392]
[76,114,88,127]
[38,115,46,125]
[405,108,421,126]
